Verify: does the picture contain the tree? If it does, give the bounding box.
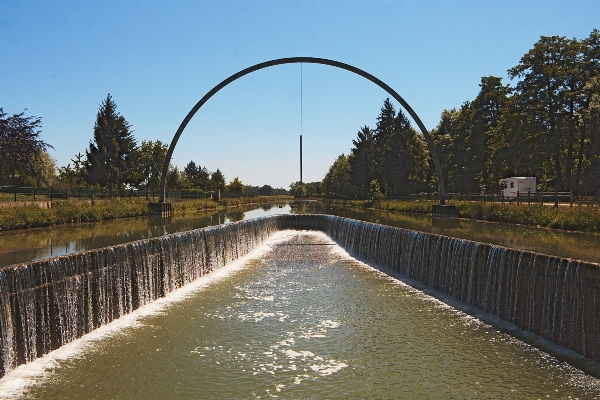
[183,161,210,190]
[373,99,428,196]
[322,154,355,198]
[430,108,458,194]
[507,36,584,192]
[133,140,168,191]
[349,126,377,198]
[258,184,274,196]
[166,165,185,190]
[26,150,57,187]
[290,181,307,198]
[85,94,137,188]
[57,153,88,187]
[305,181,322,197]
[435,77,511,194]
[228,177,245,194]
[0,108,53,184]
[210,169,225,191]
[580,76,600,192]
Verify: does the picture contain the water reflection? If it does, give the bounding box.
[296,202,600,264]
[2,200,600,267]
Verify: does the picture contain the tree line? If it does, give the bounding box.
[323,29,600,198]
[0,94,288,195]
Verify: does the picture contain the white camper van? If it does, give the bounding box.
[499,177,537,198]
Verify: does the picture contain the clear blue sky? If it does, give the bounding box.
[1,1,598,189]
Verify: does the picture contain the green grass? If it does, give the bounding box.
[453,201,600,232]
[0,195,293,231]
[0,198,150,230]
[332,199,600,233]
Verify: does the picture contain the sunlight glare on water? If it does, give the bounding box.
[4,231,600,399]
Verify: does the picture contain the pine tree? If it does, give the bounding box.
[85,94,137,188]
[374,99,428,196]
[349,126,376,198]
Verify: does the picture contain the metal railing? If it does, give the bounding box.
[0,186,290,204]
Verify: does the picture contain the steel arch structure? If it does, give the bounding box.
[159,57,446,205]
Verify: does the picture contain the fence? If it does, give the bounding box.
[0,186,216,203]
[382,192,600,207]
[0,186,290,204]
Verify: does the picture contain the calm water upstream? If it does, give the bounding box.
[3,231,599,399]
[2,201,600,267]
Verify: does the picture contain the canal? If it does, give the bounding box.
[2,201,600,267]
[2,230,599,398]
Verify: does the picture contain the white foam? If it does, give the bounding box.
[321,320,340,328]
[310,361,348,376]
[0,231,301,399]
[283,349,314,359]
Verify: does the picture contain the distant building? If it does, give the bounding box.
[499,177,536,198]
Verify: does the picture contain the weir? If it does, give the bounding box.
[1,214,599,378]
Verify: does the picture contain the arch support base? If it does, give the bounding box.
[432,204,457,218]
[149,202,172,216]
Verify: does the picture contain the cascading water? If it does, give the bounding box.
[0,217,280,377]
[0,214,599,379]
[316,214,600,364]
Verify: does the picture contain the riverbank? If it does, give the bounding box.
[0,196,290,231]
[331,199,600,233]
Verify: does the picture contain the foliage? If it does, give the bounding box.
[349,126,376,197]
[166,165,186,190]
[290,181,307,198]
[57,153,88,187]
[340,198,600,233]
[0,108,53,185]
[432,30,600,196]
[325,30,600,199]
[24,150,57,187]
[453,201,600,232]
[322,154,355,198]
[258,184,274,196]
[227,177,245,194]
[210,169,226,191]
[85,94,138,189]
[351,100,429,197]
[133,140,168,191]
[183,160,211,190]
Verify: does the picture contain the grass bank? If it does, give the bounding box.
[0,198,151,231]
[452,201,600,232]
[0,196,293,231]
[331,199,600,233]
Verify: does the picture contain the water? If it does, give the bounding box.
[4,231,598,399]
[3,201,600,268]
[0,205,293,267]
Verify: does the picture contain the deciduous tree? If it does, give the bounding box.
[0,108,52,184]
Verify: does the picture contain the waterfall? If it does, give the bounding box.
[0,216,279,377]
[315,215,600,364]
[1,214,599,378]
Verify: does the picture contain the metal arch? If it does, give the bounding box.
[159,57,446,205]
